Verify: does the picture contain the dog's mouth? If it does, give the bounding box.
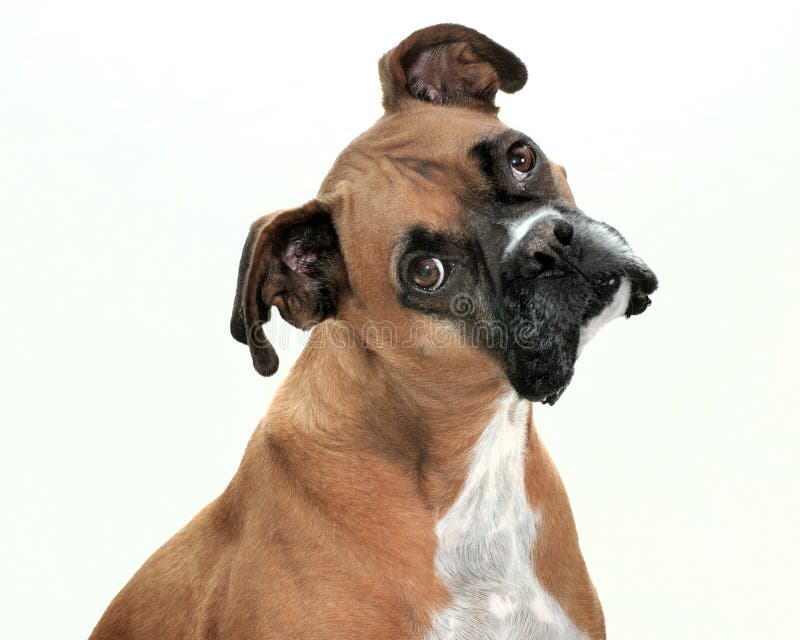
[495,208,658,404]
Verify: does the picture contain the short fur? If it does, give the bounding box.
[91,24,656,640]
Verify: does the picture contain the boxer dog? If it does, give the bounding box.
[91,24,657,640]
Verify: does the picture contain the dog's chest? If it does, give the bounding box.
[425,395,587,640]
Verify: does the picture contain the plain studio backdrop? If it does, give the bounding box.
[1,1,798,638]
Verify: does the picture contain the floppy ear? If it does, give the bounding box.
[379,24,527,113]
[230,200,347,376]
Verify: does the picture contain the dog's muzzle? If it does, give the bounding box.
[496,205,658,404]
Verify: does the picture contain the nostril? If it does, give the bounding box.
[533,251,555,272]
[553,219,574,245]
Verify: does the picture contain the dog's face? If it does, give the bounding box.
[231,25,657,404]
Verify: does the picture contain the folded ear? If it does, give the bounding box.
[379,24,527,113]
[230,200,347,376]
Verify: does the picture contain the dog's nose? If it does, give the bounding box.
[505,210,572,280]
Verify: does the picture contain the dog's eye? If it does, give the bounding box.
[409,257,447,291]
[508,143,535,176]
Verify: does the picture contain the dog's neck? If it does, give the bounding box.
[265,321,511,513]
[250,321,605,637]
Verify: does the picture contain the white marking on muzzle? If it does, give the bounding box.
[578,277,631,355]
[504,205,561,257]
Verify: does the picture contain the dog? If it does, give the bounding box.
[90,24,657,640]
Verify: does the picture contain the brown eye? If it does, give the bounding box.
[508,143,535,175]
[410,257,446,290]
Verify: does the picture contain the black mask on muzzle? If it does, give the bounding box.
[491,205,658,404]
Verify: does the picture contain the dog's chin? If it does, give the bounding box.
[498,275,612,406]
[504,326,580,405]
[511,374,573,406]
[497,279,585,405]
[497,257,657,405]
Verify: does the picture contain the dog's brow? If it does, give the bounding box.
[388,155,445,183]
[470,139,498,182]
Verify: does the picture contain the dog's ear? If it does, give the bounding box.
[379,24,527,113]
[230,200,347,376]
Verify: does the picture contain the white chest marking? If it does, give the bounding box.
[426,394,587,640]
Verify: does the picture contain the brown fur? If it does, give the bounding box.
[91,25,605,640]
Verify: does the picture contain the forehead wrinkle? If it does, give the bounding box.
[352,108,505,161]
[329,145,457,202]
[320,113,508,236]
[387,155,446,186]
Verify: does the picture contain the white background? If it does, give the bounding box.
[2,1,798,638]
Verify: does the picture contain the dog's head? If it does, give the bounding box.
[230,24,657,404]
